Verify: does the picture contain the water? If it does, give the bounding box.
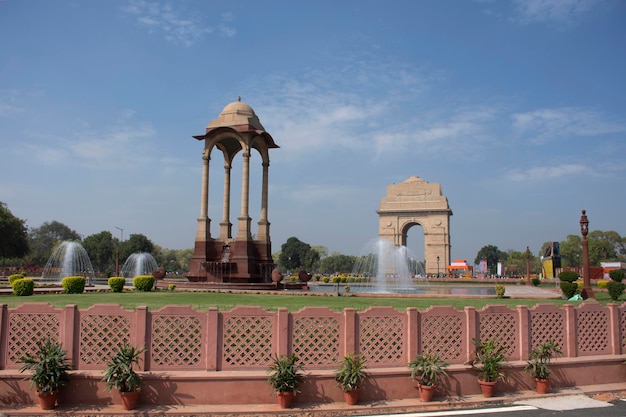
[41,241,95,284]
[352,238,425,293]
[120,252,158,283]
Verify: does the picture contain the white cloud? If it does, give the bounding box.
[506,163,593,182]
[0,90,24,117]
[512,107,626,142]
[512,0,602,25]
[121,0,235,47]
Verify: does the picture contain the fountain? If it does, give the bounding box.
[41,241,95,284]
[120,252,158,284]
[352,238,425,293]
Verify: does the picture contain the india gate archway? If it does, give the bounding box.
[377,176,452,276]
[188,99,278,283]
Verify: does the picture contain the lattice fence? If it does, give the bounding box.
[78,305,133,368]
[530,304,565,351]
[292,307,342,368]
[221,307,274,369]
[5,305,62,368]
[419,306,465,363]
[150,306,204,370]
[478,306,518,359]
[576,303,610,356]
[358,307,406,367]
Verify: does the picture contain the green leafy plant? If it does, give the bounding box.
[531,277,541,286]
[495,285,505,298]
[408,349,449,386]
[558,270,579,299]
[607,270,626,301]
[18,337,71,394]
[525,340,561,380]
[102,342,145,393]
[267,353,304,394]
[12,278,34,296]
[61,276,86,294]
[108,277,126,292]
[335,353,367,392]
[469,338,507,383]
[8,273,25,287]
[133,275,155,291]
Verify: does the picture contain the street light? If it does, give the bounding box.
[579,210,594,299]
[115,227,124,277]
[436,255,440,278]
[525,246,531,285]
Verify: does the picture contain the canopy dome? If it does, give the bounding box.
[207,97,265,131]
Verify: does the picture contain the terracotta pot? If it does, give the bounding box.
[535,378,550,394]
[417,383,435,402]
[120,390,140,410]
[343,389,360,405]
[37,391,58,410]
[276,391,294,408]
[478,380,497,397]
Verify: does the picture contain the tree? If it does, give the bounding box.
[556,235,581,268]
[0,202,29,259]
[82,231,115,274]
[474,245,507,275]
[278,237,320,273]
[27,221,81,267]
[318,253,358,274]
[503,249,540,277]
[119,234,155,263]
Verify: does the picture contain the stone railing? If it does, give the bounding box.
[1,301,625,406]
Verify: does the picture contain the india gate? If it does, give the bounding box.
[188,98,278,283]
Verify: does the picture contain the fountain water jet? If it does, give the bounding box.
[121,252,158,284]
[41,241,95,284]
[352,238,425,293]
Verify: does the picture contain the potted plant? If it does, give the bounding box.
[17,337,71,410]
[469,338,506,397]
[102,342,146,410]
[525,340,562,394]
[335,353,367,405]
[408,349,449,402]
[267,353,304,408]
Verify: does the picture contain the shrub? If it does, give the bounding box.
[560,282,579,299]
[495,285,505,298]
[531,277,541,287]
[13,278,34,296]
[558,271,579,283]
[609,269,625,283]
[597,280,609,289]
[168,283,176,291]
[8,273,25,287]
[133,275,155,291]
[108,277,126,293]
[331,276,341,284]
[322,276,330,283]
[62,276,86,294]
[607,281,625,301]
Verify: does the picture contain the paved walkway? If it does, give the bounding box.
[2,383,625,417]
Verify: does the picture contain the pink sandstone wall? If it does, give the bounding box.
[1,301,625,406]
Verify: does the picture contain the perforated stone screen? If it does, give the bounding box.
[358,312,406,367]
[151,315,203,369]
[222,315,273,369]
[292,315,340,368]
[421,314,463,362]
[7,313,60,366]
[79,314,132,367]
[479,307,518,359]
[577,306,610,355]
[530,308,565,351]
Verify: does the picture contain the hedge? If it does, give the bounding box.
[8,273,25,287]
[13,278,34,296]
[133,275,155,291]
[108,277,126,293]
[62,276,86,294]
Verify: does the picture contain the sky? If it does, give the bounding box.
[1,0,625,264]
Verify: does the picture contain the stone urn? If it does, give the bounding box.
[271,269,283,284]
[298,270,311,283]
[152,267,166,280]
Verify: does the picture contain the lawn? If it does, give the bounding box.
[0,285,615,311]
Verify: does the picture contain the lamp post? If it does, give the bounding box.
[525,246,531,285]
[115,226,124,277]
[436,255,440,278]
[579,210,594,299]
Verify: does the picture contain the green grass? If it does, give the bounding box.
[0,286,618,311]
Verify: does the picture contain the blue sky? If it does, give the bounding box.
[1,0,625,264]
